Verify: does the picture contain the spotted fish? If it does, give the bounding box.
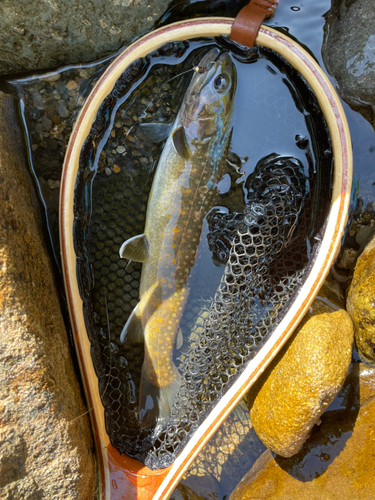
[119,47,237,428]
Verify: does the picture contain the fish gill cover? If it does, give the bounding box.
[73,39,333,469]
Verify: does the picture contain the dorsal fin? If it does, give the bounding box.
[172,126,192,160]
[119,233,149,263]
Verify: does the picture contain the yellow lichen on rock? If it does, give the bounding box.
[347,234,375,363]
[230,364,375,500]
[246,301,353,458]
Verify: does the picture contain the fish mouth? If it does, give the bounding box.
[187,48,235,105]
[198,48,231,81]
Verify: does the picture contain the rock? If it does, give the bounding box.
[182,401,265,499]
[29,107,43,120]
[347,234,375,363]
[229,363,375,500]
[315,276,346,309]
[0,0,170,75]
[57,103,70,119]
[181,471,221,500]
[246,291,354,457]
[170,484,206,500]
[41,114,53,132]
[322,0,375,127]
[337,247,358,270]
[356,225,375,248]
[0,91,96,498]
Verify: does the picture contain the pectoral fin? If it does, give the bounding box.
[119,233,149,263]
[139,122,172,143]
[172,126,191,160]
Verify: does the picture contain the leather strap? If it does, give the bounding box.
[230,0,279,48]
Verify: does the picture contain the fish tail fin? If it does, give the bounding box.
[138,364,181,429]
[120,302,144,343]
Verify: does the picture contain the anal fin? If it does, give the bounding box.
[176,328,183,350]
[120,302,144,344]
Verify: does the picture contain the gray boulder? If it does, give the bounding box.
[0,0,169,75]
[322,0,375,127]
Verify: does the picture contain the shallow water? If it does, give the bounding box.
[5,0,375,498]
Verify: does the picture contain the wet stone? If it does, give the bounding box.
[57,103,70,118]
[322,0,375,127]
[230,363,375,500]
[41,114,53,132]
[246,286,354,458]
[29,107,43,120]
[67,79,78,91]
[338,247,358,270]
[355,225,375,247]
[347,234,375,363]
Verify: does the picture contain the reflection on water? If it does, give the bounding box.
[9,55,117,267]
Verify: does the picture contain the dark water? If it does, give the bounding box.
[71,37,331,474]
[5,0,375,498]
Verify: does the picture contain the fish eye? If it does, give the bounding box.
[214,73,231,93]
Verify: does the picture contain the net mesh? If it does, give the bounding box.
[73,41,332,469]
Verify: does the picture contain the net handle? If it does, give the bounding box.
[230,0,279,47]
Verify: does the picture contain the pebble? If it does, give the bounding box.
[66,80,78,91]
[57,103,70,118]
[41,73,61,82]
[47,179,60,189]
[29,107,43,120]
[105,167,112,176]
[112,165,121,173]
[55,80,65,92]
[355,225,374,247]
[42,114,53,132]
[116,145,126,154]
[32,94,45,107]
[79,69,91,78]
[337,247,357,269]
[50,125,65,141]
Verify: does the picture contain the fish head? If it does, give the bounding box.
[182,48,237,140]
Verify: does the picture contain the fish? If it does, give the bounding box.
[119,47,237,429]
